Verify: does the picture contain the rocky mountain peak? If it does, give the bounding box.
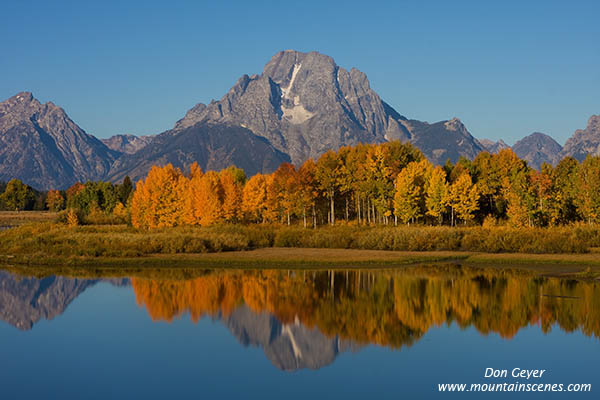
[480,138,510,154]
[561,114,600,161]
[1,92,39,119]
[587,115,600,132]
[443,117,467,133]
[0,92,119,189]
[513,132,562,169]
[101,134,155,154]
[164,50,485,167]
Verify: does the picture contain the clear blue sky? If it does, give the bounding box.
[1,0,598,145]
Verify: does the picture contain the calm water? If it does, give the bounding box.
[0,265,598,399]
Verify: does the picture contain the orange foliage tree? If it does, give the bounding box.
[242,173,268,223]
[131,164,187,229]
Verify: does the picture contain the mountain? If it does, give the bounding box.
[106,122,290,183]
[562,115,600,161]
[1,52,491,188]
[0,92,119,189]
[101,134,154,154]
[110,49,484,181]
[400,117,484,164]
[480,138,510,154]
[512,132,563,170]
[12,52,593,189]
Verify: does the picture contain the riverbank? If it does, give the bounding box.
[2,247,600,282]
[1,222,599,277]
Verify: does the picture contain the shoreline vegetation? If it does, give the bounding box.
[2,248,599,282]
[1,222,600,279]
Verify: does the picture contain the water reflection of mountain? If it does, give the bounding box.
[131,267,600,354]
[0,271,128,330]
[223,305,361,371]
[2,266,600,371]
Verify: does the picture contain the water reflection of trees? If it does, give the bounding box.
[132,266,600,348]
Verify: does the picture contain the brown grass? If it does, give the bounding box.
[0,211,58,226]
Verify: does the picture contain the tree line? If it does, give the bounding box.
[132,268,600,347]
[2,140,599,229]
[0,177,133,219]
[129,141,600,229]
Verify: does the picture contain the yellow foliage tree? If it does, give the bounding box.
[66,208,79,227]
[242,174,268,223]
[393,160,431,225]
[425,166,448,224]
[112,201,129,223]
[447,172,479,226]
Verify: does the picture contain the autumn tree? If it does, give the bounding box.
[530,166,553,226]
[45,189,65,211]
[0,179,35,211]
[336,146,356,222]
[65,182,84,206]
[550,157,579,224]
[575,156,600,224]
[425,166,448,225]
[447,172,479,226]
[266,163,299,225]
[393,160,430,225]
[184,170,224,226]
[316,150,340,225]
[220,167,245,223]
[131,164,187,229]
[503,169,535,227]
[242,173,268,223]
[298,159,319,228]
[112,202,129,223]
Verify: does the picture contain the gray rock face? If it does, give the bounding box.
[223,304,359,371]
[106,122,290,183]
[562,115,600,161]
[0,92,119,189]
[170,50,482,166]
[480,138,510,154]
[513,132,563,170]
[399,117,485,165]
[101,134,154,154]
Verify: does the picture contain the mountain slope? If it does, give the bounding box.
[512,132,562,170]
[106,122,290,183]
[480,138,510,154]
[562,115,600,161]
[400,117,484,164]
[0,92,119,189]
[101,134,154,154]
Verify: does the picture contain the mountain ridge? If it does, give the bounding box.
[1,51,598,188]
[0,92,119,189]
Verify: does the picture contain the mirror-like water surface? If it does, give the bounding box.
[0,265,597,399]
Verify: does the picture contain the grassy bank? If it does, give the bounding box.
[1,222,600,268]
[0,211,58,226]
[2,248,600,281]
